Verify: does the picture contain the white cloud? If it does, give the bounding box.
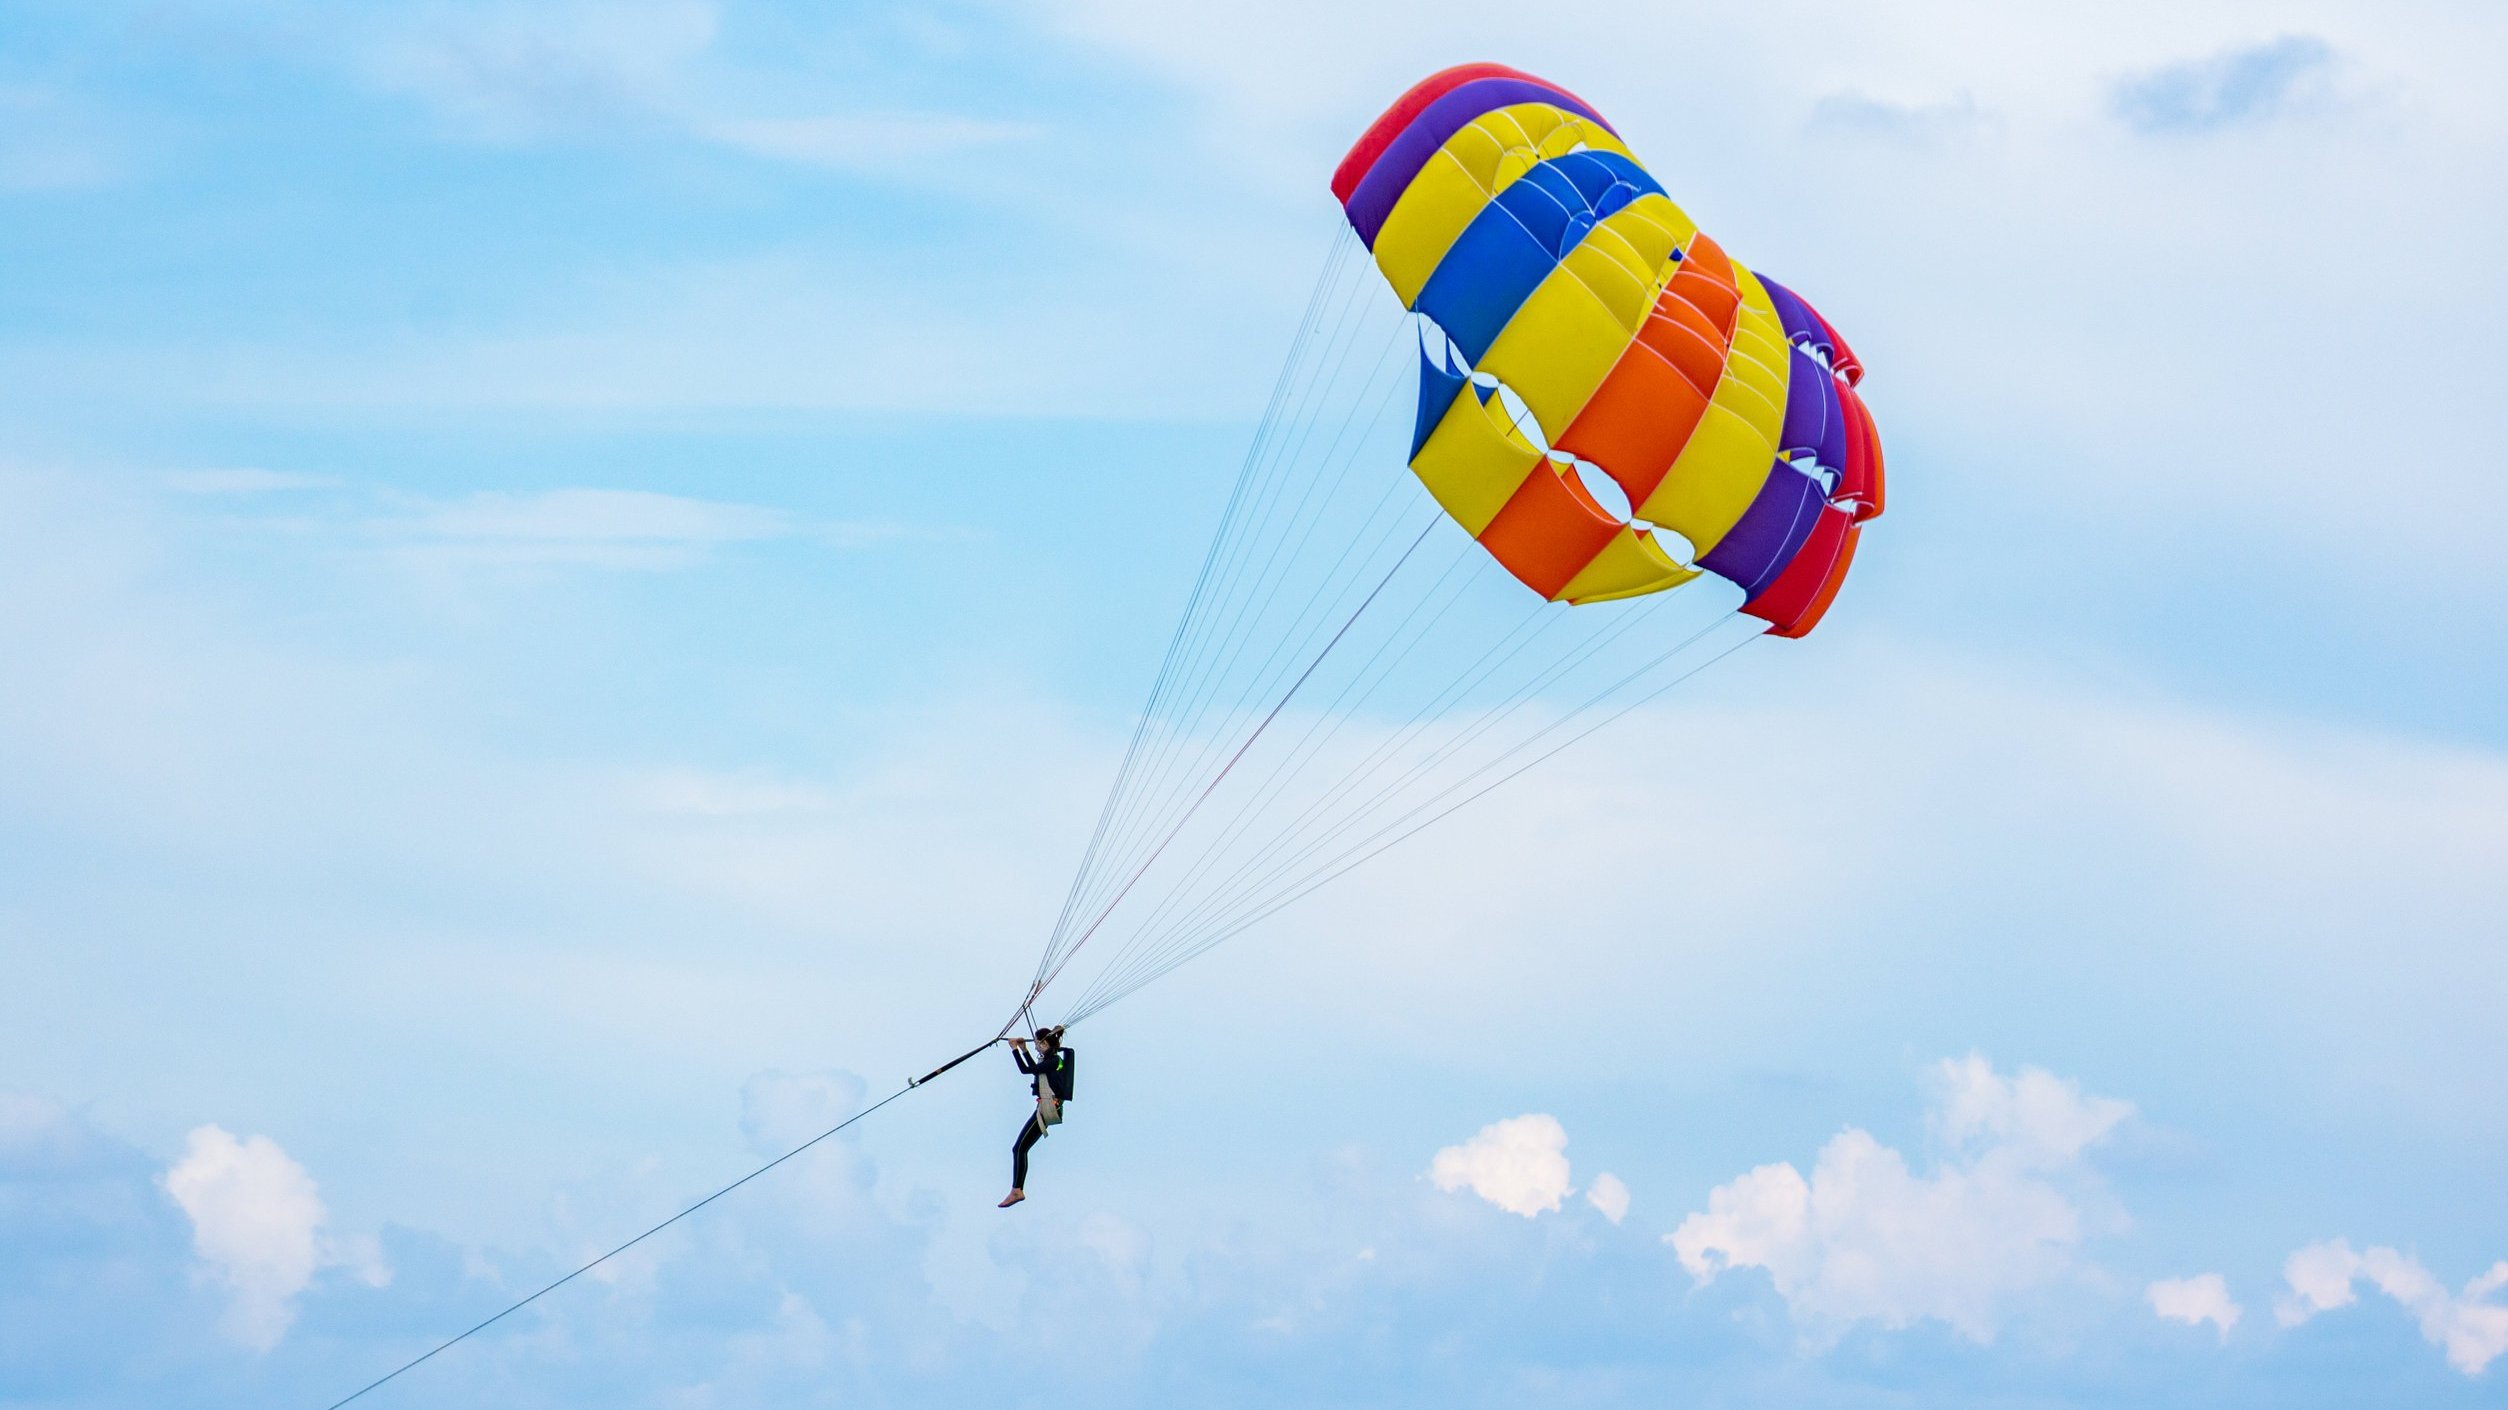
[163,1126,324,1349]
[2276,1239,2508,1375]
[1930,1053,2135,1170]
[1587,1171,1630,1225]
[1429,1114,1573,1218]
[1669,1056,2131,1343]
[2149,1272,2241,1341]
[160,1125,385,1351]
[2279,1238,2363,1321]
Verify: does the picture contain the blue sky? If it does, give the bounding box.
[3,1,2505,1406]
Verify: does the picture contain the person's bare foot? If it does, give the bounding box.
[997,1190,1025,1208]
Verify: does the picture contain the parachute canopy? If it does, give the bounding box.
[1333,63,1884,635]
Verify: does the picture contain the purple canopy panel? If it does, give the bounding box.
[1344,78,1615,246]
[1695,462,1827,597]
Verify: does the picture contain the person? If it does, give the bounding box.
[998,1025,1074,1208]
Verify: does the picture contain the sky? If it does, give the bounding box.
[2,1,2504,1406]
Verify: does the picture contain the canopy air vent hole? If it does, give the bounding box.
[1415,319,1449,373]
[1569,458,1631,519]
[1486,381,1548,452]
[1414,313,1468,377]
[1650,525,1698,566]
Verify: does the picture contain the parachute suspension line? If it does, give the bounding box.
[1065,594,1653,1014]
[1039,237,1385,967]
[1230,617,1765,945]
[1002,985,1042,1042]
[1061,615,1767,1026]
[1033,224,1357,968]
[1078,371,1422,932]
[1035,515,1440,1001]
[1032,225,1366,988]
[1095,537,1489,957]
[1050,460,1432,1003]
[1081,246,1374,849]
[1059,567,1688,1018]
[1047,294,1414,964]
[1060,594,1676,1021]
[1074,535,1618,1000]
[1061,306,1412,931]
[1069,604,1739,1019]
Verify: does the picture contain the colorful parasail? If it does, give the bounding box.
[1334,63,1885,636]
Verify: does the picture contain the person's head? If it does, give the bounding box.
[1035,1025,1065,1050]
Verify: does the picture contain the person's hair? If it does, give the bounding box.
[1037,1025,1065,1047]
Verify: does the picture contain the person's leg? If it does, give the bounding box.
[1011,1114,1044,1189]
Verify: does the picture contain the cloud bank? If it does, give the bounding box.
[1670,1056,2132,1343]
[2279,1239,2508,1375]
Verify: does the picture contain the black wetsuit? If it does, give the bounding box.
[1010,1044,1076,1189]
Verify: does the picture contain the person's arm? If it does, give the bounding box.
[1010,1040,1040,1075]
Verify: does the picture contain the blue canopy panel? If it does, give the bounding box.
[1410,151,1664,366]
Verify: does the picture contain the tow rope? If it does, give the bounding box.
[318,1033,1006,1410]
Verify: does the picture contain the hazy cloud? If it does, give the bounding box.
[403,485,786,542]
[358,0,719,141]
[2113,36,2339,135]
[630,767,841,818]
[701,113,1036,168]
[739,1069,870,1154]
[1586,1171,1631,1225]
[1808,91,1992,145]
[355,0,1028,175]
[362,487,938,570]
